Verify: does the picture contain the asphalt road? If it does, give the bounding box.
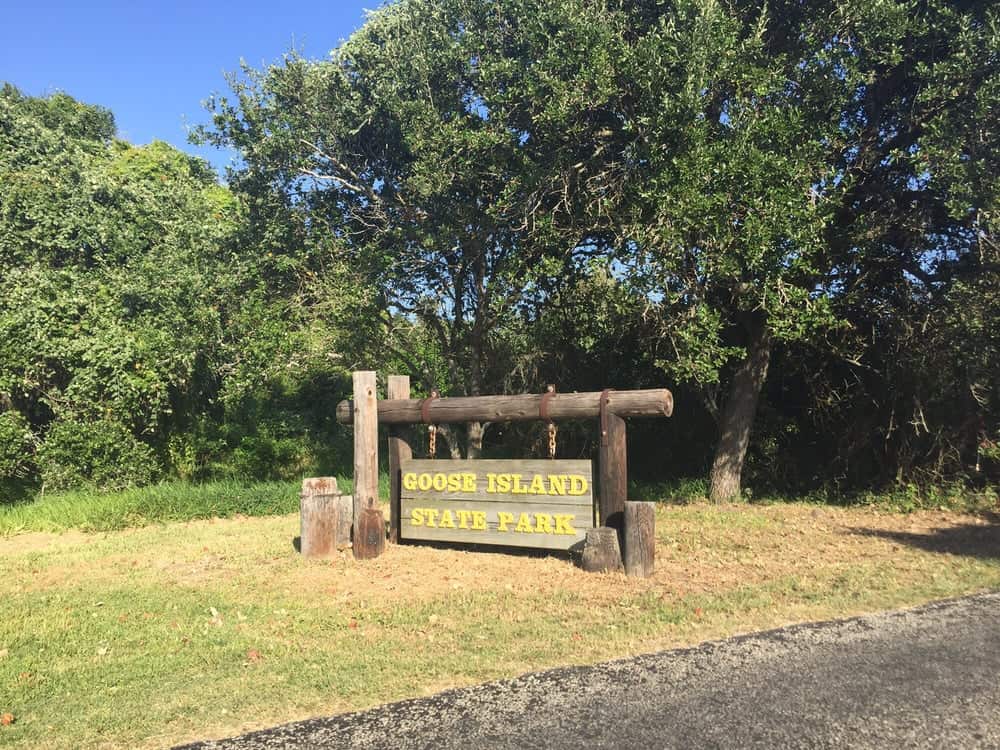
[179,592,1000,749]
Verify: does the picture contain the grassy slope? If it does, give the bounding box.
[0,477,376,535]
[1,502,998,749]
[3,475,993,536]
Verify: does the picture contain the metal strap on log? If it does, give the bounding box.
[539,385,557,422]
[336,388,672,426]
[419,391,439,423]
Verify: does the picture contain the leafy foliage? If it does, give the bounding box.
[196,0,634,409]
[1,85,251,488]
[0,410,34,480]
[193,0,998,494]
[36,417,159,491]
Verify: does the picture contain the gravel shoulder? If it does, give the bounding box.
[179,591,1000,750]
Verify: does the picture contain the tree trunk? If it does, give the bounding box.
[467,315,486,459]
[709,321,772,503]
[434,423,464,459]
[466,421,485,458]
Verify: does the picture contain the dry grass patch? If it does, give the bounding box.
[1,503,998,749]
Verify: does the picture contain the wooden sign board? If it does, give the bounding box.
[400,459,594,550]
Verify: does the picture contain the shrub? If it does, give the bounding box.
[37,417,159,491]
[0,410,35,480]
[229,429,311,481]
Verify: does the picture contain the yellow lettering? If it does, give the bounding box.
[456,510,472,529]
[497,511,514,532]
[512,475,527,494]
[528,475,546,494]
[515,513,534,533]
[403,473,418,491]
[568,475,588,496]
[432,473,447,491]
[534,513,554,534]
[471,511,487,530]
[411,508,425,526]
[417,473,432,491]
[447,474,461,492]
[439,510,456,528]
[424,509,440,528]
[547,475,567,496]
[554,514,576,534]
[486,473,497,493]
[462,473,477,492]
[497,474,512,493]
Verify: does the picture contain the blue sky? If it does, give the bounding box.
[1,1,378,175]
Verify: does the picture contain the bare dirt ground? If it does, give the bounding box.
[6,502,997,607]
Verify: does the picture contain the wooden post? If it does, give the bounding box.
[387,375,412,544]
[352,371,382,558]
[299,477,352,557]
[599,412,627,534]
[624,501,655,578]
[580,527,624,573]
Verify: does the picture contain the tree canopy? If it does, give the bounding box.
[199,0,997,497]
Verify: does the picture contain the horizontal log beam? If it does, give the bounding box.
[335,388,673,425]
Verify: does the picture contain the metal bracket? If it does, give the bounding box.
[419,390,439,424]
[539,384,556,422]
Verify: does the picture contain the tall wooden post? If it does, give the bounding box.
[599,408,627,534]
[387,375,412,543]
[352,371,380,556]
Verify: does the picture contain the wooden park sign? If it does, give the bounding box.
[400,459,593,550]
[313,371,672,577]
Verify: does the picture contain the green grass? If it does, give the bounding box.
[628,476,999,514]
[841,482,1000,513]
[0,480,301,535]
[0,474,393,535]
[629,476,709,504]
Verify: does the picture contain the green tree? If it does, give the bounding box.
[198,0,997,495]
[197,0,635,456]
[814,0,1000,486]
[613,0,835,501]
[0,85,239,489]
[611,0,998,499]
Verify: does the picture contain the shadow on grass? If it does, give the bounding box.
[851,512,1000,561]
[395,537,584,563]
[291,534,581,564]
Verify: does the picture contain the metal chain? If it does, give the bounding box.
[540,384,557,460]
[422,389,440,459]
